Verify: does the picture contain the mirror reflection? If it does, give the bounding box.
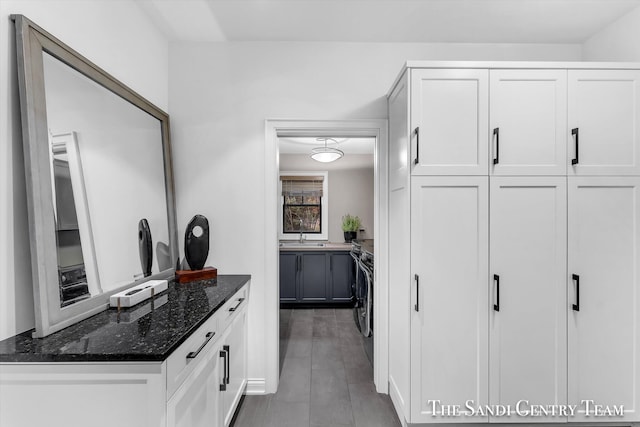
[42,52,171,307]
[51,132,94,307]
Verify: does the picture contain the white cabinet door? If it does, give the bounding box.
[167,341,223,427]
[410,176,489,423]
[388,71,412,420]
[410,69,489,175]
[568,177,640,422]
[222,306,248,426]
[490,70,567,175]
[568,70,640,175]
[389,70,410,192]
[489,177,567,423]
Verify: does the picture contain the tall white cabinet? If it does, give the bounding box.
[567,177,640,422]
[387,61,640,426]
[489,178,567,423]
[410,176,489,423]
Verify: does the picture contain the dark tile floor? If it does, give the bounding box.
[231,308,401,427]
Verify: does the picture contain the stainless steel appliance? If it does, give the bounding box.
[351,240,374,339]
[58,264,90,307]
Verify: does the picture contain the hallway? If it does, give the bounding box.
[232,308,400,427]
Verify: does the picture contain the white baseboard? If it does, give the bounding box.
[389,375,408,426]
[244,378,267,395]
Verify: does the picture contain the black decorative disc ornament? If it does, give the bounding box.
[138,218,153,277]
[184,214,209,271]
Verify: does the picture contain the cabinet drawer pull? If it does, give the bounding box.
[413,127,420,165]
[414,274,419,312]
[186,331,215,361]
[493,128,500,165]
[571,128,579,165]
[229,298,245,312]
[572,274,580,311]
[223,344,230,385]
[493,274,500,312]
[219,347,228,391]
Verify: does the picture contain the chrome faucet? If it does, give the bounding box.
[299,219,304,243]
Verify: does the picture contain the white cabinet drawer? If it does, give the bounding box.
[219,286,248,332]
[166,312,220,399]
[165,285,247,400]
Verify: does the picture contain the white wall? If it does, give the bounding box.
[168,40,581,387]
[0,0,169,340]
[582,6,640,62]
[279,154,374,242]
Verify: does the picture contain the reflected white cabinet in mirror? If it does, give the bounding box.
[12,15,178,337]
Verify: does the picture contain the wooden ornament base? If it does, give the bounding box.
[175,266,218,283]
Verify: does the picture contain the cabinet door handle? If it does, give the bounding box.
[186,331,215,361]
[413,127,420,165]
[229,297,245,312]
[493,128,500,165]
[219,348,228,391]
[223,344,230,385]
[330,255,333,271]
[571,128,579,165]
[572,274,580,311]
[493,274,500,312]
[414,274,419,312]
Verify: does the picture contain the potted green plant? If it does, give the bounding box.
[342,214,361,243]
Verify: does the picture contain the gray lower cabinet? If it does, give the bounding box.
[279,251,353,305]
[300,252,328,301]
[330,252,354,302]
[279,252,298,302]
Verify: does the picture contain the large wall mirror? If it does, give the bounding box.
[12,15,178,337]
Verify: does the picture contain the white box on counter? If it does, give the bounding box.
[109,279,168,308]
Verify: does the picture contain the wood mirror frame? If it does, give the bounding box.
[12,15,179,337]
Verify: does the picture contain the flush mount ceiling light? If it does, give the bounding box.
[310,137,344,163]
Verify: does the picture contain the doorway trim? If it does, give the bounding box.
[264,119,389,394]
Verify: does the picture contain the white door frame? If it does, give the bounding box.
[264,119,389,394]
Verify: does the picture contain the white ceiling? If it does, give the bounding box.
[136,0,640,44]
[279,137,375,154]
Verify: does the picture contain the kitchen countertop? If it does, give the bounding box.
[279,242,352,251]
[0,274,250,363]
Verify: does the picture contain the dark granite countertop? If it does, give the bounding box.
[0,274,250,363]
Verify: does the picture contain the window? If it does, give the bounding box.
[280,173,328,239]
